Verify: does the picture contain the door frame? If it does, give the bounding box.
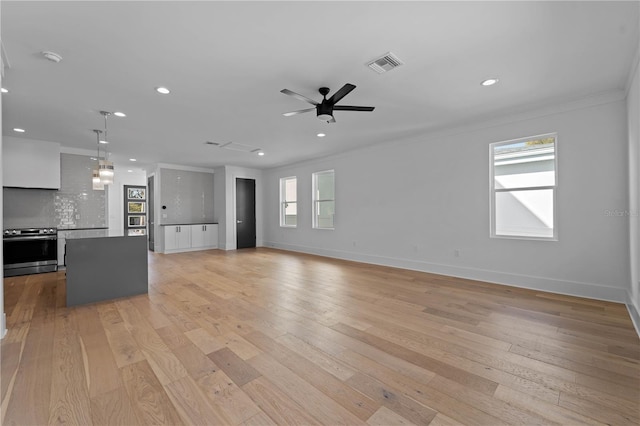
[147,175,155,251]
[231,174,258,250]
[234,176,256,249]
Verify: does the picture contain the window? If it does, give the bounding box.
[280,176,297,227]
[490,133,557,240]
[312,170,335,229]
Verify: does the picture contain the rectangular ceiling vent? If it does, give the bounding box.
[205,141,261,154]
[366,52,404,74]
[1,41,11,78]
[223,142,260,153]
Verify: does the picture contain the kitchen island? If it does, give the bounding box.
[65,230,148,306]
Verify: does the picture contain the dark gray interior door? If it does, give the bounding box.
[236,178,256,249]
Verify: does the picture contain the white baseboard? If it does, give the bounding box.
[163,245,219,254]
[1,313,6,339]
[627,290,640,337]
[264,241,628,304]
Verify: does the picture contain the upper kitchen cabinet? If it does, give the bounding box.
[3,137,61,189]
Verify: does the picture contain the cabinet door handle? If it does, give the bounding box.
[237,220,243,224]
[204,225,207,231]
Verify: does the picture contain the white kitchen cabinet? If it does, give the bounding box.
[164,225,191,252]
[57,235,66,267]
[191,224,218,249]
[163,224,217,253]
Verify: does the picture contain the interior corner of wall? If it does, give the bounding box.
[627,289,640,338]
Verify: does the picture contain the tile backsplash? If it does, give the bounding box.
[3,154,107,229]
[160,168,214,224]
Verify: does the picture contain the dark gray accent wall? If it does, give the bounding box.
[66,235,148,306]
[160,168,214,224]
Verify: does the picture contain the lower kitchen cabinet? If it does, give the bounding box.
[164,225,191,252]
[163,223,217,253]
[191,224,218,249]
[57,235,66,267]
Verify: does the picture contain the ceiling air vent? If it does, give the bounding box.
[1,42,10,78]
[205,141,262,154]
[366,52,404,74]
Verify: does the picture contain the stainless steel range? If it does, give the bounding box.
[3,227,58,277]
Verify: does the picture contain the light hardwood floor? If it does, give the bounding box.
[2,248,639,425]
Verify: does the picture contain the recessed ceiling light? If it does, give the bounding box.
[257,151,265,156]
[13,128,25,133]
[129,158,137,162]
[41,51,62,63]
[1,88,8,93]
[156,87,170,95]
[113,111,126,117]
[99,140,108,144]
[127,170,133,173]
[481,78,499,86]
[317,133,326,138]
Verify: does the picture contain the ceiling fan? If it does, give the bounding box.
[281,83,375,123]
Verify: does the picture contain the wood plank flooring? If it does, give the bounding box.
[2,247,639,425]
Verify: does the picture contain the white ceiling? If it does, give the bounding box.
[2,1,638,170]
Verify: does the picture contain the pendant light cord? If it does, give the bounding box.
[95,130,101,161]
[102,111,110,160]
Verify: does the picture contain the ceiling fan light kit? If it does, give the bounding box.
[281,83,375,123]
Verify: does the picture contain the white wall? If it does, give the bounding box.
[264,97,630,303]
[627,53,640,327]
[217,165,264,250]
[213,166,228,249]
[107,165,147,232]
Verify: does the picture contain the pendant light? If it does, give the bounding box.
[98,111,114,185]
[92,129,105,190]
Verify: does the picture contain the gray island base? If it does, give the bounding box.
[65,232,148,307]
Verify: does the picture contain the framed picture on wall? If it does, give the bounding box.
[124,185,148,238]
[128,202,145,214]
[128,188,145,199]
[128,215,146,227]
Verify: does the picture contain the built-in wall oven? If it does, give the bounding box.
[3,228,58,277]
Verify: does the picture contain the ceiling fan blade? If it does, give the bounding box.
[327,83,356,105]
[280,89,319,105]
[333,105,375,112]
[282,107,316,117]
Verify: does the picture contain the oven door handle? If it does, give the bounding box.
[4,236,57,242]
